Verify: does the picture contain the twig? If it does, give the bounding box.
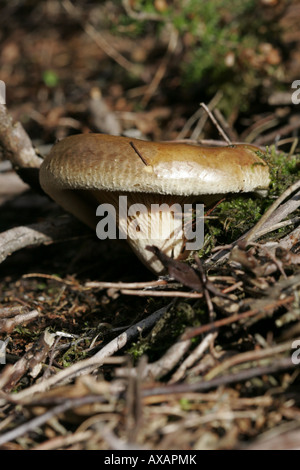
[213,108,238,142]
[254,216,300,239]
[176,92,222,140]
[240,114,279,143]
[255,118,300,145]
[0,309,39,334]
[199,102,232,145]
[243,180,300,246]
[126,356,145,443]
[144,338,192,380]
[170,332,217,383]
[181,294,295,339]
[120,289,203,298]
[0,395,106,447]
[0,305,28,318]
[32,430,93,450]
[0,216,90,265]
[0,105,42,169]
[191,93,224,140]
[194,254,215,321]
[23,272,78,285]
[62,0,140,77]
[84,280,167,290]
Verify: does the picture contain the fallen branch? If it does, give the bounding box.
[0,105,42,170]
[0,216,91,265]
[0,309,39,334]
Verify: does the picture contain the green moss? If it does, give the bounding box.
[127,301,203,362]
[62,344,87,367]
[199,147,299,251]
[265,146,299,197]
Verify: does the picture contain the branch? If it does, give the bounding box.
[0,105,42,169]
[0,216,91,265]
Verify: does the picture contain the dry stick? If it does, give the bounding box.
[0,309,39,334]
[0,395,106,447]
[2,330,55,392]
[254,216,300,239]
[242,116,280,143]
[0,105,42,169]
[193,94,225,141]
[244,180,300,246]
[126,356,145,443]
[255,119,300,146]
[0,216,90,265]
[287,137,299,157]
[191,90,226,140]
[259,192,300,231]
[85,280,168,290]
[213,108,238,142]
[32,430,94,451]
[23,272,78,285]
[0,306,28,318]
[177,92,223,140]
[120,289,203,298]
[7,303,172,401]
[144,338,192,380]
[199,102,232,145]
[169,332,218,384]
[194,254,215,321]
[62,0,140,77]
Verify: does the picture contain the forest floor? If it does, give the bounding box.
[0,0,299,450]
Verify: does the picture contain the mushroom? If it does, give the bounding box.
[39,133,270,274]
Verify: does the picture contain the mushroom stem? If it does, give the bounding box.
[94,192,202,274]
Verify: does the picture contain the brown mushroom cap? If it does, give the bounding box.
[39,133,270,274]
[40,133,270,196]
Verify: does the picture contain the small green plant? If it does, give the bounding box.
[42,70,59,88]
